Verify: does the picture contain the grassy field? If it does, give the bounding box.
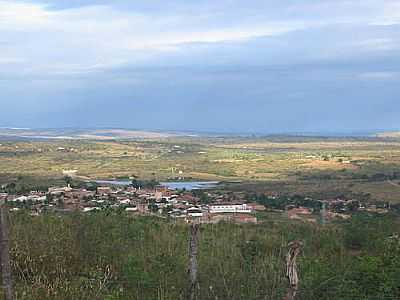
[1,136,400,202]
[7,211,400,299]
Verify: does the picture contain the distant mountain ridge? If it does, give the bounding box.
[0,127,398,140]
[0,128,176,140]
[376,131,400,138]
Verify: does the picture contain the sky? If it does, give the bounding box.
[0,0,399,134]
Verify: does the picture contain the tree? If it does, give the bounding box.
[131,179,142,189]
[64,176,72,186]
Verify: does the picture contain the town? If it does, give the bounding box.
[0,178,392,225]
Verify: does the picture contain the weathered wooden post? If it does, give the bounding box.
[284,240,303,300]
[188,222,199,300]
[0,200,13,300]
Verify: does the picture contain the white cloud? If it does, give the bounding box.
[0,57,25,64]
[359,72,400,80]
[370,0,400,25]
[0,0,399,79]
[0,1,51,30]
[382,1,400,24]
[124,22,304,50]
[0,1,306,76]
[354,38,398,51]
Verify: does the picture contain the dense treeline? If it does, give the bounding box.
[4,211,400,299]
[246,193,322,211]
[301,170,400,182]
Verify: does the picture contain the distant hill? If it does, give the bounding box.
[0,127,392,140]
[0,128,176,140]
[376,131,400,138]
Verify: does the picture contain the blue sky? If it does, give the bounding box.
[0,0,399,133]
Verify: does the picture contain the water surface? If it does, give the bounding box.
[94,180,219,190]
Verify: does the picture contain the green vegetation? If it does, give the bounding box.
[6,211,400,299]
[247,193,323,211]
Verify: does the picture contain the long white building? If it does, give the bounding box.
[208,204,252,214]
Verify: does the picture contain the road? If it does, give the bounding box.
[387,180,400,187]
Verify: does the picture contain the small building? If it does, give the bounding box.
[83,207,101,212]
[288,207,312,216]
[246,203,266,211]
[187,207,203,217]
[287,207,313,220]
[208,203,252,214]
[136,203,149,214]
[10,196,28,202]
[48,185,72,195]
[97,186,112,195]
[155,191,163,201]
[125,207,138,212]
[119,199,131,205]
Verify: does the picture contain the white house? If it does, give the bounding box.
[187,207,203,217]
[27,195,46,202]
[119,199,131,205]
[208,204,252,214]
[83,207,101,212]
[11,196,28,202]
[48,185,72,195]
[125,207,138,212]
[162,196,178,204]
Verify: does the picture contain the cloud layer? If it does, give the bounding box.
[0,0,399,133]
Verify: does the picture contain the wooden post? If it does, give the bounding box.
[0,200,13,300]
[188,222,199,300]
[284,240,303,300]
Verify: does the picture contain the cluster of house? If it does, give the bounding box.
[164,199,264,224]
[1,184,267,224]
[285,198,390,223]
[143,189,266,224]
[2,185,144,214]
[1,183,390,224]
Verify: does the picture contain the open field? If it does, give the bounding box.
[1,135,400,202]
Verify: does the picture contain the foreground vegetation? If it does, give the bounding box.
[5,211,400,299]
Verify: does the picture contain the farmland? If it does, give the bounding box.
[1,134,400,202]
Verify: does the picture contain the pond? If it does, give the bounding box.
[94,180,219,191]
[159,181,219,191]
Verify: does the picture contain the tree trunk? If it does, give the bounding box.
[284,240,302,300]
[188,222,199,300]
[0,201,13,300]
